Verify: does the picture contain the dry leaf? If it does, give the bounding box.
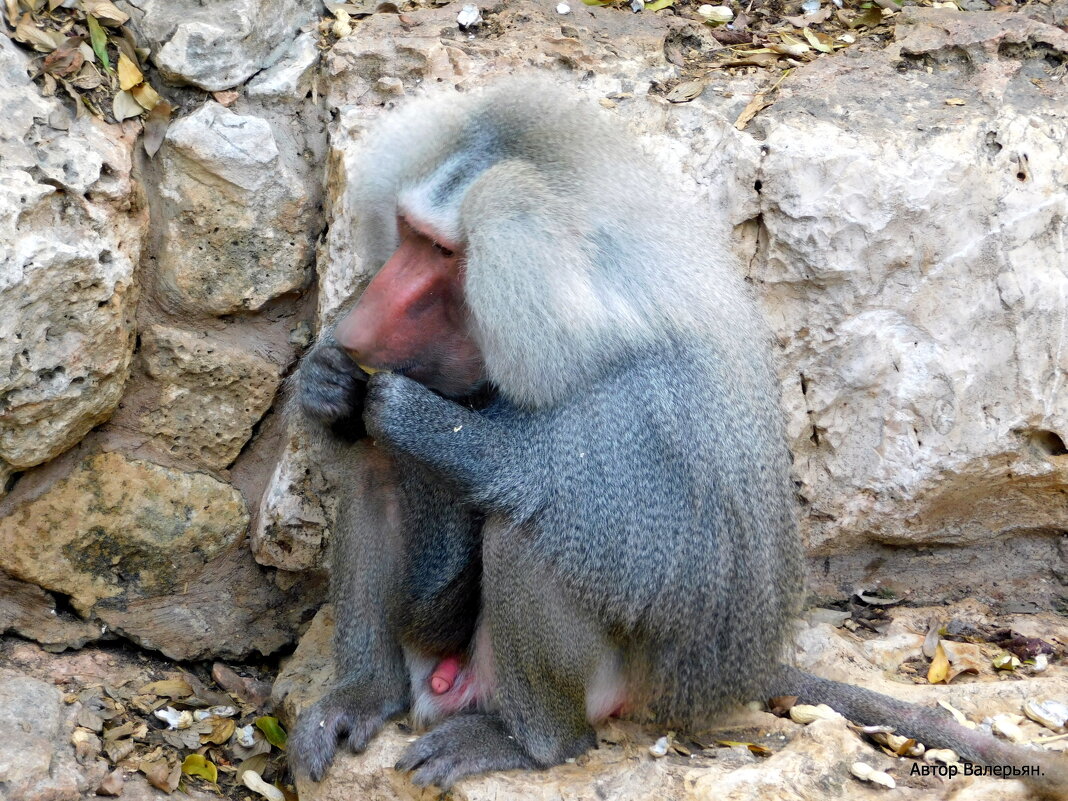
[734,91,769,130]
[785,4,833,25]
[143,100,173,157]
[140,758,180,794]
[854,6,883,27]
[716,739,772,756]
[801,27,833,53]
[131,81,161,110]
[927,640,950,684]
[113,89,144,120]
[69,63,103,90]
[117,52,143,90]
[768,33,810,58]
[181,754,218,783]
[14,12,65,51]
[43,37,86,77]
[666,79,705,104]
[945,98,966,106]
[82,0,130,25]
[202,716,237,745]
[139,679,193,699]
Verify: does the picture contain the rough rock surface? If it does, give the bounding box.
[248,31,320,100]
[0,36,145,472]
[0,570,103,652]
[252,421,337,570]
[757,9,1068,555]
[0,451,247,613]
[117,0,316,91]
[156,102,314,315]
[96,547,326,661]
[283,603,1064,801]
[138,324,283,469]
[0,670,109,801]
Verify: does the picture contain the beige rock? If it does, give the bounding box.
[0,37,145,470]
[157,102,314,315]
[0,571,102,651]
[0,452,247,613]
[272,604,335,724]
[138,325,282,469]
[252,424,335,570]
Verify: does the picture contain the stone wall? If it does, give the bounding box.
[1,2,1066,661]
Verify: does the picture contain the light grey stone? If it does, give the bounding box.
[157,102,314,315]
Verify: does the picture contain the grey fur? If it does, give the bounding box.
[289,78,1066,798]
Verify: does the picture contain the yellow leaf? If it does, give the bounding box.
[117,52,143,91]
[945,98,966,106]
[927,641,949,684]
[181,754,218,784]
[131,82,162,110]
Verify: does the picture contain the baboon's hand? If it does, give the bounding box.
[298,342,368,433]
[363,372,445,447]
[395,713,537,790]
[289,685,403,782]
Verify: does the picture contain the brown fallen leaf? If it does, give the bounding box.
[69,63,103,90]
[143,100,174,158]
[768,695,798,716]
[202,716,237,745]
[113,89,144,120]
[141,758,181,794]
[716,740,772,756]
[734,91,770,130]
[43,36,85,78]
[666,79,705,104]
[785,5,833,25]
[139,678,194,699]
[15,12,65,51]
[711,28,752,44]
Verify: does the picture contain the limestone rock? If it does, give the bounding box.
[0,452,247,614]
[138,325,283,469]
[118,0,316,91]
[248,31,320,100]
[252,421,336,570]
[0,571,103,652]
[753,9,1068,553]
[97,547,326,661]
[272,603,335,723]
[157,102,314,315]
[0,670,108,801]
[0,36,145,471]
